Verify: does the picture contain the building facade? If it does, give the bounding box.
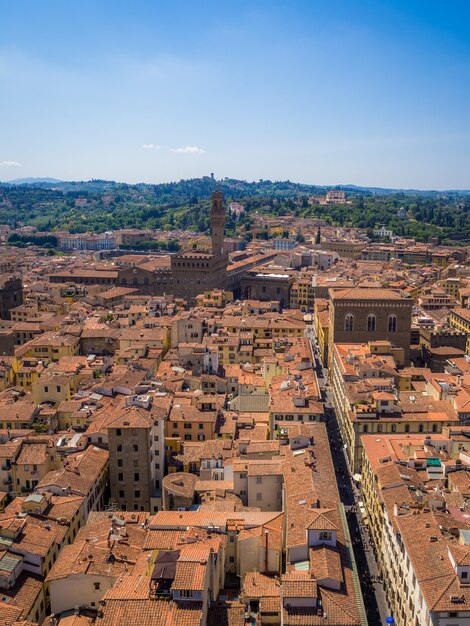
[328,288,413,364]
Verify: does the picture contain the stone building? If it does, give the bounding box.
[328,288,413,364]
[107,404,165,512]
[241,270,294,308]
[162,472,197,510]
[420,326,467,372]
[0,275,23,319]
[117,259,173,295]
[171,190,228,303]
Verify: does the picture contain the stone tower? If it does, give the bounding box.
[210,190,225,256]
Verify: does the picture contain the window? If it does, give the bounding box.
[116,429,122,437]
[229,556,235,563]
[44,386,49,393]
[363,425,368,433]
[391,424,397,433]
[118,473,123,481]
[133,444,139,452]
[154,435,159,442]
[388,314,397,332]
[117,459,123,467]
[418,424,424,433]
[256,476,262,484]
[119,490,124,498]
[405,425,410,433]
[367,314,376,332]
[155,463,160,470]
[135,490,140,498]
[319,531,332,541]
[184,423,191,429]
[94,582,101,590]
[461,572,468,579]
[344,314,354,332]
[256,493,262,501]
[117,444,122,452]
[432,424,438,433]
[132,429,137,436]
[134,473,140,481]
[199,423,204,429]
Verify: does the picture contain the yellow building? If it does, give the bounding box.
[15,358,45,390]
[118,325,170,354]
[32,373,76,406]
[0,357,15,390]
[442,277,461,299]
[57,399,90,430]
[290,278,315,312]
[12,439,61,493]
[195,289,233,308]
[0,403,37,430]
[314,304,329,364]
[450,307,470,354]
[166,397,221,443]
[15,331,80,363]
[18,491,85,546]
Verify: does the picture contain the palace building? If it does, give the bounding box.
[171,190,229,303]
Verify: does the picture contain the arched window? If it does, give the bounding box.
[344,313,354,332]
[367,314,376,332]
[388,314,397,332]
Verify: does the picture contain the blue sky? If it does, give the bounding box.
[1,0,470,188]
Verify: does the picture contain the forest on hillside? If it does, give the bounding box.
[0,178,469,245]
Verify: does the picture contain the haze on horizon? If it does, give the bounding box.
[1,0,470,190]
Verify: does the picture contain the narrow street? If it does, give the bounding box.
[309,329,388,626]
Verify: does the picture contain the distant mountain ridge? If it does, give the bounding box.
[3,177,63,185]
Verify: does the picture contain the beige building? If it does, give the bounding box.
[12,438,60,493]
[331,342,459,471]
[247,461,283,512]
[361,432,470,626]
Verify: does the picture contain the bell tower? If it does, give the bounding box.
[210,190,225,256]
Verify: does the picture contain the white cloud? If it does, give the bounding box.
[170,146,205,154]
[0,161,22,167]
[142,144,161,150]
